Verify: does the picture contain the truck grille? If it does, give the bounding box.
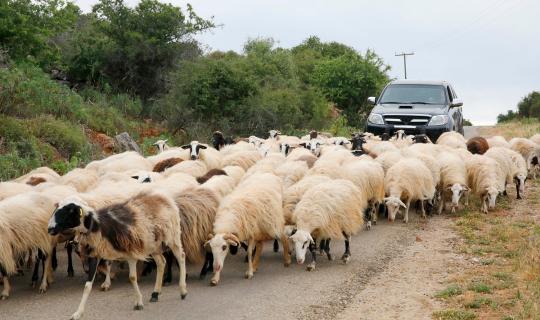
[383,115,431,125]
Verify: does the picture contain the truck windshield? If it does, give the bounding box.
[379,84,447,105]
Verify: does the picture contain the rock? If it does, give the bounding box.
[115,132,141,154]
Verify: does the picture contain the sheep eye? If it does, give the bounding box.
[222,245,227,251]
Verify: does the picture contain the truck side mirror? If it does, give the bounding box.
[451,99,463,107]
[367,97,376,105]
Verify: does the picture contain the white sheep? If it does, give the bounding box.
[147,148,190,166]
[152,139,170,153]
[86,151,152,175]
[486,136,510,148]
[485,147,528,199]
[375,150,403,174]
[207,173,290,285]
[163,160,208,178]
[509,138,540,177]
[290,179,366,270]
[221,151,262,171]
[182,141,222,170]
[48,190,187,319]
[222,165,245,185]
[12,166,60,185]
[436,131,467,149]
[465,155,501,213]
[0,182,33,201]
[435,151,469,214]
[274,161,309,189]
[299,138,326,156]
[384,158,436,223]
[219,141,256,157]
[59,168,99,192]
[363,140,398,157]
[282,175,332,225]
[530,134,540,145]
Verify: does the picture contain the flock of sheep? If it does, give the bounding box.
[1,128,540,319]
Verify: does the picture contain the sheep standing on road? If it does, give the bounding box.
[436,131,467,149]
[384,158,436,223]
[486,136,510,148]
[48,190,187,319]
[207,173,290,286]
[509,138,540,178]
[436,152,469,214]
[290,179,366,270]
[465,155,501,213]
[485,147,528,199]
[467,137,490,155]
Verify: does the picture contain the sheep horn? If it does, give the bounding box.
[223,233,240,246]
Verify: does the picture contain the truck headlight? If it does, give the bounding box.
[428,115,449,126]
[368,113,384,125]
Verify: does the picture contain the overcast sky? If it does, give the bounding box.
[75,0,539,125]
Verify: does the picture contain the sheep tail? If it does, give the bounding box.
[0,235,16,275]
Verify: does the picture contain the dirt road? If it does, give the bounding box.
[1,213,460,320]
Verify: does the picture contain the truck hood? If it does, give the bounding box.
[371,103,448,115]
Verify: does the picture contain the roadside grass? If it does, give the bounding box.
[478,118,540,139]
[433,177,540,320]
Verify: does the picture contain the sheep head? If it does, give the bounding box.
[289,229,314,265]
[486,186,499,209]
[206,233,240,276]
[153,139,169,153]
[182,141,207,160]
[447,183,469,210]
[48,197,97,235]
[384,196,407,222]
[268,130,281,139]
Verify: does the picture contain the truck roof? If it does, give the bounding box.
[390,79,449,86]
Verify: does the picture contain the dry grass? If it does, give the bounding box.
[433,178,540,320]
[478,118,540,139]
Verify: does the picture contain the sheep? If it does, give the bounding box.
[286,146,313,161]
[199,175,237,201]
[128,171,163,184]
[206,173,290,286]
[268,129,281,140]
[485,147,527,199]
[384,158,436,223]
[350,133,367,153]
[152,139,170,153]
[530,134,540,145]
[222,165,245,185]
[486,136,510,148]
[363,140,398,157]
[13,167,60,184]
[163,160,208,178]
[406,143,443,157]
[411,134,432,144]
[219,141,255,157]
[450,147,474,161]
[467,137,490,155]
[299,138,325,156]
[307,160,343,179]
[282,175,333,225]
[153,173,199,199]
[294,154,318,168]
[0,186,75,299]
[153,157,184,173]
[182,141,222,170]
[290,179,366,270]
[375,151,403,174]
[58,168,99,192]
[327,137,352,148]
[509,138,540,177]
[248,135,265,148]
[318,148,355,165]
[147,148,190,166]
[48,190,187,319]
[221,151,262,171]
[274,161,309,189]
[435,152,469,214]
[465,155,501,213]
[196,169,228,184]
[87,151,153,175]
[436,131,467,149]
[211,131,234,150]
[0,182,33,201]
[242,153,286,180]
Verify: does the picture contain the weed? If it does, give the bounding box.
[436,285,463,299]
[433,309,476,320]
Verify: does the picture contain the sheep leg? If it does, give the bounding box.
[306,242,317,271]
[280,235,291,267]
[437,196,445,215]
[481,195,488,214]
[516,182,522,200]
[70,257,98,320]
[164,251,174,285]
[1,273,9,300]
[364,208,372,230]
[31,250,43,288]
[464,192,470,207]
[341,232,351,264]
[100,261,112,291]
[199,251,213,279]
[51,246,58,271]
[273,239,279,253]
[150,254,165,303]
[127,259,144,310]
[65,242,74,277]
[324,239,333,261]
[39,250,53,293]
[319,239,325,255]
[372,204,378,225]
[252,241,264,272]
[420,200,426,219]
[404,199,411,223]
[245,239,255,279]
[170,241,187,299]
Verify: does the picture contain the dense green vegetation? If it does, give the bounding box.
[0,0,391,180]
[497,91,540,123]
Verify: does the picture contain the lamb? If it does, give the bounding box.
[152,157,184,173]
[206,173,290,286]
[467,137,490,155]
[48,190,187,319]
[163,160,208,178]
[436,131,467,149]
[290,179,366,270]
[436,152,469,214]
[196,169,228,184]
[282,175,333,225]
[222,165,245,185]
[509,138,540,177]
[465,155,501,213]
[221,151,262,171]
[59,168,99,192]
[0,182,33,201]
[384,158,436,223]
[485,147,527,199]
[486,136,510,148]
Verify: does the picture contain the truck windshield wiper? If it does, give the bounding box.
[380,101,401,104]
[408,101,430,104]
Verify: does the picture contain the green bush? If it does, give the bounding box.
[28,116,88,158]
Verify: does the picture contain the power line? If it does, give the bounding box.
[395,52,415,79]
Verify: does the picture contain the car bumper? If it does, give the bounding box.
[365,124,450,142]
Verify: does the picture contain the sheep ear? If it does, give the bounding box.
[299,142,307,147]
[131,176,139,180]
[199,145,207,149]
[83,212,99,232]
[462,185,470,191]
[181,145,190,149]
[206,233,214,241]
[163,139,168,143]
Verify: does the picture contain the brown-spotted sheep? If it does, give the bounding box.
[153,157,184,173]
[196,168,228,184]
[207,173,291,286]
[290,179,366,270]
[13,166,60,185]
[467,137,490,155]
[48,190,187,320]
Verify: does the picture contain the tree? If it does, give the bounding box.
[496,91,540,123]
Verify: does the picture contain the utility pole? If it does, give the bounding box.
[395,52,414,79]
